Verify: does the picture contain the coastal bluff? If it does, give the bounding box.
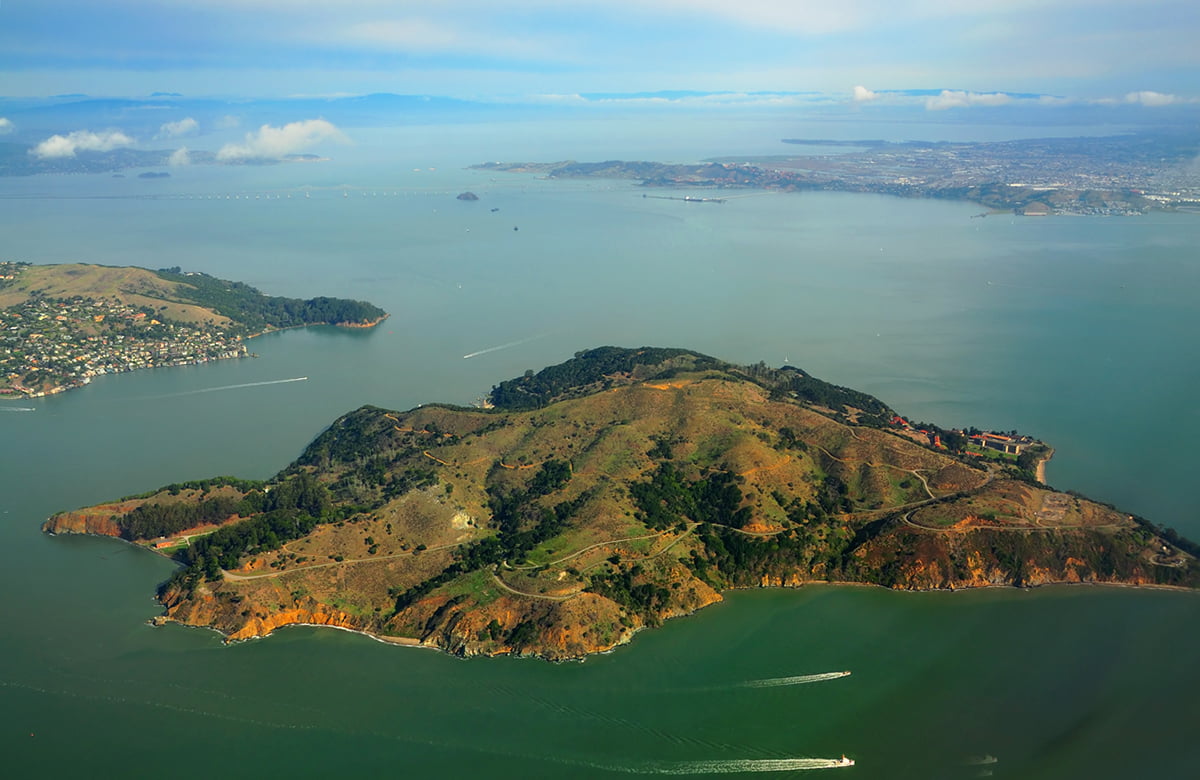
[46,347,1200,659]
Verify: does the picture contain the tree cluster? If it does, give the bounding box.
[154,269,385,331]
[488,347,714,410]
[629,462,752,530]
[586,564,672,624]
[159,473,339,594]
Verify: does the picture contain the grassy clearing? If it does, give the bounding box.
[966,444,1018,462]
[438,568,505,607]
[329,596,377,618]
[909,508,963,528]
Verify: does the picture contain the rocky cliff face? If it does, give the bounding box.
[160,583,364,640]
[851,524,1182,590]
[157,564,727,659]
[42,505,127,537]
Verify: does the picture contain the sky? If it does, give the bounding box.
[1,0,1198,103]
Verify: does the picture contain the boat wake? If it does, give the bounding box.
[149,377,308,398]
[0,406,36,412]
[463,334,544,359]
[586,758,849,774]
[741,671,851,688]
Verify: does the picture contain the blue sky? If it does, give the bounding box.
[1,0,1197,104]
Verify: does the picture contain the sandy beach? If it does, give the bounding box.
[1036,448,1054,484]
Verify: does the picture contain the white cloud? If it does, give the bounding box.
[216,118,348,161]
[31,129,135,159]
[169,147,191,166]
[852,85,878,102]
[1125,90,1177,107]
[157,117,199,139]
[0,118,13,134]
[925,90,1013,110]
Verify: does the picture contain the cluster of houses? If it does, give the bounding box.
[2,296,247,397]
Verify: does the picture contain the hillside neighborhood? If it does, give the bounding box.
[1,262,247,397]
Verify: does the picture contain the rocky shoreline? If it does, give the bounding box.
[136,568,1200,661]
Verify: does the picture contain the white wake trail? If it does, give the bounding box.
[0,406,36,412]
[653,758,846,774]
[742,671,851,688]
[588,758,848,774]
[157,377,308,398]
[463,334,544,359]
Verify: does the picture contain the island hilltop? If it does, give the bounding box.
[0,262,387,398]
[45,348,1200,659]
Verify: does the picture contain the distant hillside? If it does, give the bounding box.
[46,348,1200,659]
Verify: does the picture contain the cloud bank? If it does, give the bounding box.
[169,147,191,166]
[31,129,135,159]
[157,117,198,139]
[925,90,1013,110]
[846,87,1196,111]
[1125,90,1179,107]
[216,118,347,161]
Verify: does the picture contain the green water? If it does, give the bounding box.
[3,124,1199,777]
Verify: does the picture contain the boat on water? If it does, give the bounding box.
[833,755,855,767]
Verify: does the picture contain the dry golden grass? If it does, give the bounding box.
[0,263,233,326]
[908,479,1135,531]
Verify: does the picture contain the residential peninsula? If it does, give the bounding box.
[0,262,387,398]
[45,348,1199,660]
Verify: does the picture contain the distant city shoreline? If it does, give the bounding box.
[474,133,1200,216]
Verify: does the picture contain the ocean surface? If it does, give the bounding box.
[2,116,1198,778]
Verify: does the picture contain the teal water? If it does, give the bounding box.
[2,122,1199,777]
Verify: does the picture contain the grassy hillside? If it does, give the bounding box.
[0,263,233,325]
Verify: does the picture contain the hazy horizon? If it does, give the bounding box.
[2,1,1198,167]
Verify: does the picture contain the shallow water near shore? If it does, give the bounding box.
[2,119,1199,777]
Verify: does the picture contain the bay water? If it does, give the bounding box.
[2,118,1198,778]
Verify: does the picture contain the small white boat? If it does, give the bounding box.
[833,755,854,767]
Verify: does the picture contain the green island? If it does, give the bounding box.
[44,347,1200,660]
[0,262,387,398]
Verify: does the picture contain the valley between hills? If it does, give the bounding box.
[44,347,1200,660]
